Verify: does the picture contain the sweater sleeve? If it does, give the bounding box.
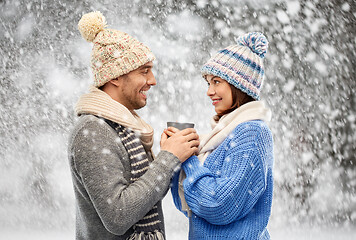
[182,123,271,225]
[171,169,184,213]
[70,118,180,235]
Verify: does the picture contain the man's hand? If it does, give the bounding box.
[160,127,199,162]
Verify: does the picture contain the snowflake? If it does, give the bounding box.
[102,148,111,154]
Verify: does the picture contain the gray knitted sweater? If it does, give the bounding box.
[68,115,181,239]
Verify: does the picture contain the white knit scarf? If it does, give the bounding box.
[75,85,154,150]
[178,101,272,216]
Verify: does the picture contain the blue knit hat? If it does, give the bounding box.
[201,32,268,100]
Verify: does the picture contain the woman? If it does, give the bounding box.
[168,32,274,239]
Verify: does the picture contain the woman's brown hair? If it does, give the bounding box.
[217,83,255,117]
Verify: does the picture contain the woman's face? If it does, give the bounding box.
[206,75,233,115]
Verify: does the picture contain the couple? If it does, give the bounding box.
[68,12,274,240]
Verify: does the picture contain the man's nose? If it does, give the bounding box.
[147,74,156,86]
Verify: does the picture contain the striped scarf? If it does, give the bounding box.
[76,86,154,150]
[105,119,165,240]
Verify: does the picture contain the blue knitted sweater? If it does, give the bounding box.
[171,120,274,239]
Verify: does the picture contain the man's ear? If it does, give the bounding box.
[109,78,121,87]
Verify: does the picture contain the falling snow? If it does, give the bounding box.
[0,0,355,239]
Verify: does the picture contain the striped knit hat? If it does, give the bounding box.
[78,11,155,87]
[201,32,268,100]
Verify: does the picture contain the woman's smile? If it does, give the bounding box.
[206,75,233,114]
[212,98,222,105]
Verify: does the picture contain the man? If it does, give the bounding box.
[68,11,199,240]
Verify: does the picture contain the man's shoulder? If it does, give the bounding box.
[75,114,103,126]
[72,114,111,132]
[68,115,116,147]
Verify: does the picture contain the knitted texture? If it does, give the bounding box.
[104,120,164,240]
[75,86,154,148]
[171,120,274,239]
[201,32,268,100]
[68,115,180,239]
[78,11,155,87]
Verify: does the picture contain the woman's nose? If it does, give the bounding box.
[207,85,215,96]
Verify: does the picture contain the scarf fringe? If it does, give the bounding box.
[128,230,165,240]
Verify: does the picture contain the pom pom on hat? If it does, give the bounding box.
[78,11,155,87]
[78,11,107,42]
[236,32,268,58]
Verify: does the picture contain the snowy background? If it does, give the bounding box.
[0,0,355,239]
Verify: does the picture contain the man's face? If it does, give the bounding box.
[116,62,156,111]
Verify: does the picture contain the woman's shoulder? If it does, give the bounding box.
[226,120,273,144]
[232,120,271,134]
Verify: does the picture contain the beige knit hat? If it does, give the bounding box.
[78,11,155,87]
